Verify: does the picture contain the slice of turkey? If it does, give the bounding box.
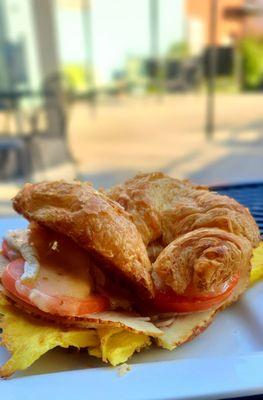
[1,290,162,336]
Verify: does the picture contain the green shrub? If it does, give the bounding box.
[239,36,263,89]
[62,64,93,91]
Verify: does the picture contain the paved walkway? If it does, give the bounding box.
[1,93,263,215]
[69,94,263,187]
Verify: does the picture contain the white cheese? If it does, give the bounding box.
[4,230,39,283]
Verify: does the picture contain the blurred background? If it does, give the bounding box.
[1,0,263,215]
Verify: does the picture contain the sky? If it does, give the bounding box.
[56,0,184,83]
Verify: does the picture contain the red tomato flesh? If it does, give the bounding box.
[1,241,109,317]
[153,274,239,313]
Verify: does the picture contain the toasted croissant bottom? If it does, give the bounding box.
[152,228,252,294]
[13,181,154,298]
[108,172,260,249]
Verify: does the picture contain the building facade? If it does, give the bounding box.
[186,0,263,55]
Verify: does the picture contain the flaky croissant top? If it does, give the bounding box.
[108,173,260,297]
[13,172,260,304]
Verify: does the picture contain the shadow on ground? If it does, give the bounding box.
[79,150,202,188]
[188,122,263,185]
[188,153,263,185]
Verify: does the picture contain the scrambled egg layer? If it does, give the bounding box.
[89,327,151,366]
[0,295,150,377]
[0,295,98,377]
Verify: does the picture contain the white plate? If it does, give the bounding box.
[1,218,263,400]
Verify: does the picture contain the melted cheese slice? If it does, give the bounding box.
[5,225,95,300]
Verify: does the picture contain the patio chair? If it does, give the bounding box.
[0,73,75,183]
[25,72,75,181]
[0,135,30,181]
[0,95,31,182]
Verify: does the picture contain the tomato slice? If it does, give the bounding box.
[1,258,109,316]
[153,275,239,313]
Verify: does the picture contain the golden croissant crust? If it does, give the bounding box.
[152,228,252,294]
[13,173,260,302]
[13,181,154,298]
[108,172,259,248]
[108,172,260,295]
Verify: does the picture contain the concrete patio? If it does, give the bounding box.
[70,93,263,186]
[1,93,263,215]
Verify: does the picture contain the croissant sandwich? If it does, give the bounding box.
[0,172,261,377]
